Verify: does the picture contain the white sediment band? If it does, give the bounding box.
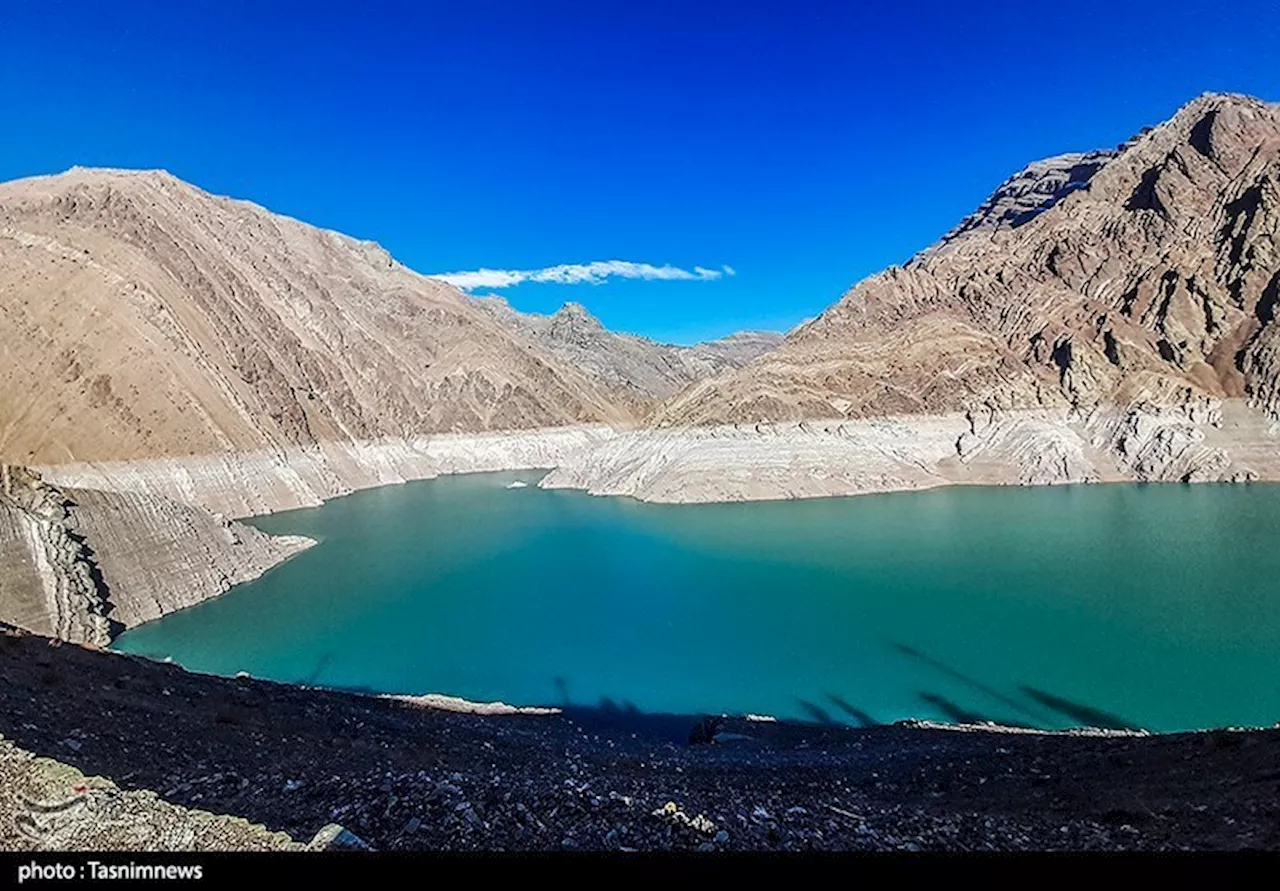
[36,426,619,519]
[539,400,1278,504]
[34,401,1280,519]
[386,693,561,716]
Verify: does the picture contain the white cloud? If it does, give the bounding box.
[430,260,736,291]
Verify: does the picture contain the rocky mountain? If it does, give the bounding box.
[472,296,782,413]
[0,167,634,468]
[542,93,1280,502]
[929,149,1118,249]
[0,167,642,637]
[652,93,1280,429]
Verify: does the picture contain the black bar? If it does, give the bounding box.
[0,851,1274,888]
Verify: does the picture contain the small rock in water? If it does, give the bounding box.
[404,817,421,834]
[283,779,302,792]
[714,830,729,843]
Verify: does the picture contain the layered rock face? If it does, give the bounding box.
[472,296,782,414]
[0,465,312,646]
[554,94,1280,500]
[38,426,618,518]
[0,466,109,643]
[930,150,1118,247]
[0,167,632,469]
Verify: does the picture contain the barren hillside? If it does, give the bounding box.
[0,168,632,466]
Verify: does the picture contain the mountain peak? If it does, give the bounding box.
[930,149,1117,251]
[551,302,604,329]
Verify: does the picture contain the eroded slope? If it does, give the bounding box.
[0,168,630,467]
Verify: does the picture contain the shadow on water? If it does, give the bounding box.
[824,693,878,727]
[276,657,1138,738]
[796,699,838,726]
[890,641,1138,730]
[301,654,332,686]
[891,641,1056,724]
[916,692,1007,726]
[561,697,731,744]
[1019,686,1139,732]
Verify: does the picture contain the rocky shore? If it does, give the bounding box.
[32,398,1280,519]
[36,395,1280,522]
[3,625,1278,852]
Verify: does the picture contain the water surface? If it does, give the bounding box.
[114,475,1280,732]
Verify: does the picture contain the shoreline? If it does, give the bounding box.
[108,644,1178,739]
[8,397,1278,650]
[4,624,1279,852]
[34,426,620,520]
[35,399,1279,521]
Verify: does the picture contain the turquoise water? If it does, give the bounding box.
[114,474,1280,732]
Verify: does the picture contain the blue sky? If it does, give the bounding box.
[2,2,1278,343]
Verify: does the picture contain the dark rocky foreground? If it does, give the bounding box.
[2,626,1279,852]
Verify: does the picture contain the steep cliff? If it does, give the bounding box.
[0,466,110,644]
[0,465,312,644]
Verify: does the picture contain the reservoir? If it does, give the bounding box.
[113,474,1280,733]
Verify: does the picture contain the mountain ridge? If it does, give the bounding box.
[0,167,601,466]
[472,295,782,413]
[651,92,1280,428]
[541,92,1280,502]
